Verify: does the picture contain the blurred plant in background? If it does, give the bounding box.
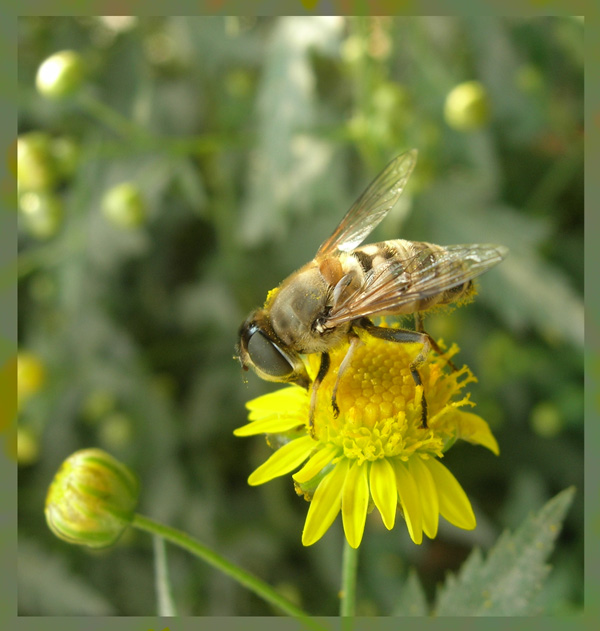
[17,15,583,616]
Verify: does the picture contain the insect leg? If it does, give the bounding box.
[357,318,430,428]
[309,352,331,438]
[331,333,363,418]
[414,312,457,371]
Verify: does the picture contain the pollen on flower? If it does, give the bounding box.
[313,339,430,439]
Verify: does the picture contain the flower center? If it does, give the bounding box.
[311,337,446,464]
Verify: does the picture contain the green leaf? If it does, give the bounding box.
[392,569,429,616]
[433,487,575,616]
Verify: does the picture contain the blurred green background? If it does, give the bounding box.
[17,16,583,616]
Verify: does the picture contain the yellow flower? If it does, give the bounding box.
[234,330,499,548]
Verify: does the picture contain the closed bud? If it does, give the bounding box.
[19,191,63,240]
[36,50,86,100]
[101,183,147,229]
[444,81,491,132]
[17,132,57,192]
[45,449,139,548]
[17,351,46,403]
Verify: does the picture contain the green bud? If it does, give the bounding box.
[98,412,134,451]
[444,81,491,132]
[101,182,146,229]
[17,132,57,192]
[19,191,63,239]
[341,35,367,64]
[50,136,81,179]
[515,64,544,94]
[530,402,562,438]
[82,389,117,424]
[18,426,41,466]
[17,350,46,403]
[35,50,86,100]
[45,448,140,548]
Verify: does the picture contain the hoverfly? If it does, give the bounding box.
[237,149,507,435]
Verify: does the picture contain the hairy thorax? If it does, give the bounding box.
[268,262,350,354]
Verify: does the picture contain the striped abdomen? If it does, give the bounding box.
[348,239,475,315]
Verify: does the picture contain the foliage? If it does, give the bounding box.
[17,16,583,616]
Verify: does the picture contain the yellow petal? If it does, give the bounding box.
[233,415,304,437]
[407,456,439,539]
[248,436,314,486]
[302,459,349,546]
[369,458,397,530]
[293,443,339,484]
[246,386,307,416]
[425,458,476,530]
[342,461,369,548]
[453,411,500,455]
[394,461,423,544]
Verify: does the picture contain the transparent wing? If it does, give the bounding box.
[326,243,508,325]
[316,149,418,257]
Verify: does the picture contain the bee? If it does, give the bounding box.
[237,149,507,435]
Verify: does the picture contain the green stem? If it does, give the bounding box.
[152,535,177,617]
[340,539,359,618]
[77,92,150,141]
[132,514,325,628]
[77,92,250,156]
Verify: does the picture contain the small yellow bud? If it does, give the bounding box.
[45,449,139,548]
[35,50,86,100]
[17,351,46,403]
[17,132,57,192]
[444,81,491,132]
[18,426,40,466]
[19,191,63,240]
[530,402,562,438]
[50,136,80,179]
[101,183,147,229]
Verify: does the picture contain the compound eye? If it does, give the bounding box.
[247,330,294,378]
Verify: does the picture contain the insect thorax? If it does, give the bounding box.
[268,263,348,354]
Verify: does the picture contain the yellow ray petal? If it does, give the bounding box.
[425,458,476,530]
[245,386,307,416]
[394,460,423,544]
[233,415,304,437]
[453,410,500,455]
[293,443,340,484]
[248,436,314,486]
[407,456,439,539]
[302,459,350,546]
[369,458,397,530]
[342,461,370,548]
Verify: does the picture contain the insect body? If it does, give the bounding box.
[237,150,507,435]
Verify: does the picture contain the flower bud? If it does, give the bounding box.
[17,351,46,403]
[101,183,147,229]
[444,80,491,132]
[45,449,139,548]
[17,132,57,192]
[50,136,81,180]
[35,50,86,100]
[19,191,64,240]
[18,426,40,466]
